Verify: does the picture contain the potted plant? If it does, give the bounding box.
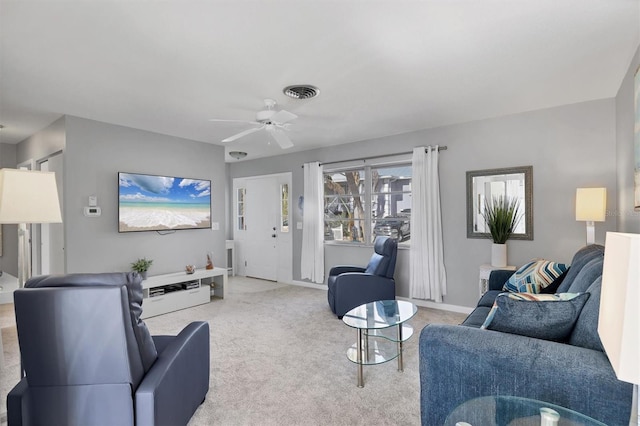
[482,196,521,267]
[131,258,153,280]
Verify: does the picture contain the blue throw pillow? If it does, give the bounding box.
[481,292,590,342]
[503,259,569,293]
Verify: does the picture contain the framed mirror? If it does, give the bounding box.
[466,166,533,240]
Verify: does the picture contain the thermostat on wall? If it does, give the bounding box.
[84,195,101,217]
[84,206,101,217]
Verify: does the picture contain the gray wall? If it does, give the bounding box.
[10,116,226,277]
[0,143,17,167]
[63,116,227,275]
[616,45,640,233]
[17,116,66,163]
[230,99,618,308]
[0,143,18,275]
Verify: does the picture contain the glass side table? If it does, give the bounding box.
[445,396,605,426]
[342,300,417,388]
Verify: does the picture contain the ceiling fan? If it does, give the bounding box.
[209,99,297,149]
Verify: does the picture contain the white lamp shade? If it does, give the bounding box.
[575,187,607,222]
[598,232,640,385]
[0,168,62,224]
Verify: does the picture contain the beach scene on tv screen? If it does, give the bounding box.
[119,173,211,232]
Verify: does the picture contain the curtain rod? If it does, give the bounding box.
[304,146,447,168]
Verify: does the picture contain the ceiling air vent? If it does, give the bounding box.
[283,85,319,100]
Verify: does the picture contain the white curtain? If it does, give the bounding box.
[410,146,447,301]
[301,161,325,283]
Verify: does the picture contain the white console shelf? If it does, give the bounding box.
[141,267,228,319]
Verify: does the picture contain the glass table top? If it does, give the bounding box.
[342,300,417,330]
[445,395,606,426]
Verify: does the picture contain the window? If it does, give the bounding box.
[324,169,365,242]
[280,183,289,232]
[324,163,412,244]
[237,188,246,230]
[371,165,412,243]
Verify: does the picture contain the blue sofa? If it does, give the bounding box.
[419,245,634,425]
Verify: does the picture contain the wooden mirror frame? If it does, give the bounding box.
[466,165,533,240]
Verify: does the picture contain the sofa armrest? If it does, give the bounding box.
[329,265,366,276]
[488,269,515,291]
[7,378,28,426]
[136,321,210,426]
[333,273,395,316]
[419,324,633,426]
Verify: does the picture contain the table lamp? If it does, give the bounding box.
[0,168,62,287]
[598,232,639,425]
[575,188,606,245]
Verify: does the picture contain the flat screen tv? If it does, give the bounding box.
[118,172,211,233]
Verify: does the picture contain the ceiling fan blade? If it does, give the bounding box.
[269,128,294,149]
[222,126,264,143]
[269,110,297,124]
[209,118,260,125]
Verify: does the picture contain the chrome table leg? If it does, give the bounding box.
[397,324,404,372]
[357,327,364,387]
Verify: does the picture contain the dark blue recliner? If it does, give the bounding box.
[7,273,210,426]
[327,236,398,318]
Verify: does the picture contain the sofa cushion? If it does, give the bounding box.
[25,272,158,372]
[569,278,605,352]
[566,257,603,294]
[481,292,590,342]
[503,260,569,293]
[487,269,517,291]
[556,245,604,293]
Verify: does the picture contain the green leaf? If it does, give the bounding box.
[131,257,153,273]
[481,196,521,244]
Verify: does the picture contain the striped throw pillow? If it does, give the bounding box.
[503,259,569,293]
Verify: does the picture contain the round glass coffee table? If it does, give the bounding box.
[444,395,605,425]
[342,300,417,387]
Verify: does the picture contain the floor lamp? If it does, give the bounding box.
[0,168,62,288]
[598,232,639,425]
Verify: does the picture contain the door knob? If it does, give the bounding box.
[272,234,277,238]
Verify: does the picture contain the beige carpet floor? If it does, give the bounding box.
[0,276,465,426]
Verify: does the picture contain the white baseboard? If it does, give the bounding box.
[287,279,473,315]
[397,296,474,315]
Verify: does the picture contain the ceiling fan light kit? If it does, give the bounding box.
[229,151,247,160]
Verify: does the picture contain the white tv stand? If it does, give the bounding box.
[140,267,228,319]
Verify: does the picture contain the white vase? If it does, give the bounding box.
[491,243,507,268]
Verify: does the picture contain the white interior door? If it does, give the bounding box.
[244,177,279,281]
[39,155,65,275]
[233,173,292,283]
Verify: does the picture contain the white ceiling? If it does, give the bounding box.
[1,0,638,162]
